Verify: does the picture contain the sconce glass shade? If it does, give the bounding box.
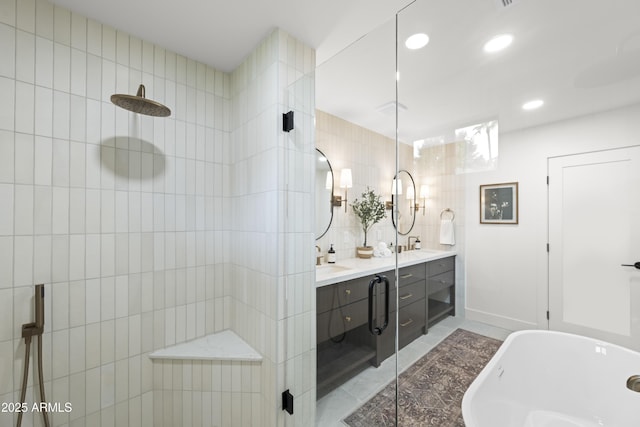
[406,185,415,200]
[340,169,353,189]
[419,184,429,199]
[325,171,332,190]
[392,178,403,196]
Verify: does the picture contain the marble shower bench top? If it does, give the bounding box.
[149,330,262,362]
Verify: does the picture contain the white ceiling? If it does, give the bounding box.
[50,0,413,71]
[53,0,640,143]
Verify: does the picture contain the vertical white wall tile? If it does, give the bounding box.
[14,184,33,235]
[34,135,52,185]
[12,133,32,184]
[53,6,71,45]
[16,0,35,33]
[35,36,54,88]
[0,23,15,79]
[70,12,86,51]
[85,233,100,278]
[51,235,69,282]
[69,280,85,327]
[34,86,53,137]
[35,0,54,39]
[33,235,51,282]
[0,289,12,341]
[0,237,13,287]
[52,186,69,234]
[53,90,70,139]
[0,0,15,26]
[69,187,85,234]
[0,77,14,131]
[15,81,34,134]
[13,235,33,286]
[69,235,85,281]
[0,184,13,236]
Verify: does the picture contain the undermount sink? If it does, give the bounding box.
[316,264,352,275]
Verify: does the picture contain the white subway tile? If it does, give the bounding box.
[34,135,52,185]
[101,189,115,233]
[0,237,13,287]
[70,12,86,51]
[70,48,86,96]
[0,184,13,236]
[85,234,100,278]
[69,140,85,187]
[16,0,35,33]
[68,280,85,327]
[86,54,102,101]
[14,184,33,235]
[52,329,69,378]
[85,278,100,324]
[0,23,15,79]
[101,233,115,277]
[52,90,70,140]
[53,42,70,91]
[34,85,53,137]
[35,36,53,88]
[51,235,69,282]
[35,0,53,39]
[115,318,128,361]
[52,138,69,186]
[53,6,70,45]
[14,81,34,134]
[0,289,12,341]
[13,235,33,286]
[68,235,85,281]
[68,187,85,234]
[32,234,50,281]
[52,186,69,234]
[0,0,15,26]
[101,319,115,364]
[0,77,14,131]
[69,326,86,372]
[85,188,100,233]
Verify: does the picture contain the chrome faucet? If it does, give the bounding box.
[315,245,323,265]
[408,236,419,250]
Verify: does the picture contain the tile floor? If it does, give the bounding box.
[315,316,512,426]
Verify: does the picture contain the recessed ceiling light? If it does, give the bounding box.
[522,99,544,110]
[483,34,513,53]
[405,33,429,50]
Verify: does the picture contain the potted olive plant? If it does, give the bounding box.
[350,187,387,258]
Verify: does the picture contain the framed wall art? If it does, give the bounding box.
[480,182,518,224]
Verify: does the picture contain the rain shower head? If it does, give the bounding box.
[111,84,171,117]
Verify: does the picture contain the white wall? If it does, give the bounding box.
[464,103,640,331]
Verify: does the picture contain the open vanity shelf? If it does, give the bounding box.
[316,254,455,398]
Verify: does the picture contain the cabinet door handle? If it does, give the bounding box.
[400,318,414,327]
[345,289,351,295]
[400,273,413,279]
[368,274,389,336]
[345,316,351,322]
[400,293,413,300]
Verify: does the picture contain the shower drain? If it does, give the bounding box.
[626,375,640,392]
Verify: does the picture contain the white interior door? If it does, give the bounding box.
[548,146,640,351]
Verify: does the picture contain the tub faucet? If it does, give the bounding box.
[408,236,419,250]
[315,245,322,265]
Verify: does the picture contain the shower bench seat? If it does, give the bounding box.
[148,329,262,362]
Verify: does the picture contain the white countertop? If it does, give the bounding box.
[316,248,456,288]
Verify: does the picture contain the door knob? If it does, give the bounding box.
[621,262,640,269]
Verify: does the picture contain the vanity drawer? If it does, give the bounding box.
[398,299,426,347]
[397,281,426,310]
[399,263,427,287]
[428,256,455,277]
[316,298,370,343]
[317,275,373,314]
[427,270,454,296]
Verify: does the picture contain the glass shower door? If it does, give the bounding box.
[313,14,402,426]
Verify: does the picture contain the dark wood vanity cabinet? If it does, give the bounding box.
[316,256,455,398]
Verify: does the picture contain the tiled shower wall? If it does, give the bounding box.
[0,1,315,426]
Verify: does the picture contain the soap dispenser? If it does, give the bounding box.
[415,237,421,250]
[327,244,336,264]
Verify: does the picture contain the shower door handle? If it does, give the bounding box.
[368,274,389,336]
[621,262,640,269]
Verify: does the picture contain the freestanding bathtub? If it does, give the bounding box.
[462,330,640,427]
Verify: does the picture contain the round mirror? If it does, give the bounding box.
[391,169,417,236]
[316,149,334,240]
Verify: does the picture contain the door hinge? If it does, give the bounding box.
[546,310,550,320]
[546,176,549,185]
[282,389,294,415]
[546,243,549,252]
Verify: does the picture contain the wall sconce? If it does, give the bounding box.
[419,184,429,215]
[332,168,353,212]
[386,178,403,209]
[406,184,419,215]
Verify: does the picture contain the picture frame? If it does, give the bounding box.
[480,182,518,224]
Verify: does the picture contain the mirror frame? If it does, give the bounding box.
[391,169,417,236]
[316,148,334,240]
